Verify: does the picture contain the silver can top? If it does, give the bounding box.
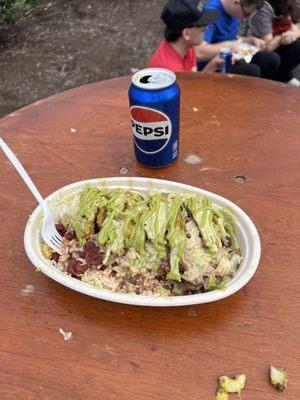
[220,47,232,55]
[132,68,176,90]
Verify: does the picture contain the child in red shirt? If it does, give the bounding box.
[271,0,300,36]
[148,39,197,71]
[148,0,221,72]
[272,17,292,36]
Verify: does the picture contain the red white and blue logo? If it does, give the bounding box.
[130,106,172,154]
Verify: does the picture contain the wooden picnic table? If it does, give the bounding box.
[0,73,299,399]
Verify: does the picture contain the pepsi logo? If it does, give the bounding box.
[130,106,172,154]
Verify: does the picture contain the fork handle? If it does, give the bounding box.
[0,137,47,212]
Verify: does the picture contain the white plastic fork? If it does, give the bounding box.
[0,137,62,253]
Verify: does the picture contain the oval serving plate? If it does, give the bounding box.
[24,177,261,307]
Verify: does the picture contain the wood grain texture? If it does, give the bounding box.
[0,73,299,400]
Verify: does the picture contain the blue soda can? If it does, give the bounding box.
[128,68,180,168]
[220,48,232,73]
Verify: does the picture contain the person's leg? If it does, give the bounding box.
[251,51,281,79]
[232,62,261,77]
[274,39,300,82]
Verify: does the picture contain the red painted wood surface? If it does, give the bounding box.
[0,73,299,399]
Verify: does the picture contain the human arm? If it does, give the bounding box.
[195,40,240,61]
[280,25,300,45]
[262,33,282,51]
[196,22,240,61]
[237,36,266,49]
[202,55,223,72]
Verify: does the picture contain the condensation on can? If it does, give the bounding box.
[128,68,180,168]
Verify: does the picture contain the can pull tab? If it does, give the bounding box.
[149,73,167,83]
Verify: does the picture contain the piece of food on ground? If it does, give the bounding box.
[215,389,229,400]
[218,374,246,395]
[270,365,288,391]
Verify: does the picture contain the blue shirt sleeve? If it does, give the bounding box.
[203,24,215,44]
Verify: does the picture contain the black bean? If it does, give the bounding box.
[64,231,77,241]
[223,237,232,248]
[66,258,88,276]
[86,251,103,267]
[55,223,66,236]
[83,241,97,252]
[160,259,170,272]
[51,252,60,262]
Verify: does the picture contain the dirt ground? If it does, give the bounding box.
[1,1,299,118]
[0,0,166,117]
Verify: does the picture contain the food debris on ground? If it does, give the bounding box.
[184,154,202,164]
[21,284,34,296]
[187,306,199,317]
[215,389,229,400]
[270,365,288,391]
[119,166,129,175]
[58,328,73,341]
[218,374,246,395]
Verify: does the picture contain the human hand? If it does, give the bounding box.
[203,55,224,72]
[250,37,266,49]
[228,41,241,53]
[280,30,298,45]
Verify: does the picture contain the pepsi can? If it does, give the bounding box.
[220,48,232,73]
[128,68,180,168]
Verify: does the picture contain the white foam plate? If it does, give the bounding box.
[234,43,260,63]
[24,177,261,307]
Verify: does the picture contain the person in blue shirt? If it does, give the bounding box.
[197,0,281,78]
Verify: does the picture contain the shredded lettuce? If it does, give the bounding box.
[205,276,229,291]
[60,187,107,244]
[166,197,186,281]
[129,211,148,256]
[220,206,239,250]
[144,193,168,259]
[182,221,212,284]
[97,208,117,247]
[54,187,242,293]
[187,196,223,253]
[103,219,125,264]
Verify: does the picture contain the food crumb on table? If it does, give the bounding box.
[184,154,202,164]
[270,365,288,391]
[187,306,199,317]
[58,328,73,341]
[21,284,34,296]
[217,374,246,396]
[215,389,229,400]
[119,166,129,175]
